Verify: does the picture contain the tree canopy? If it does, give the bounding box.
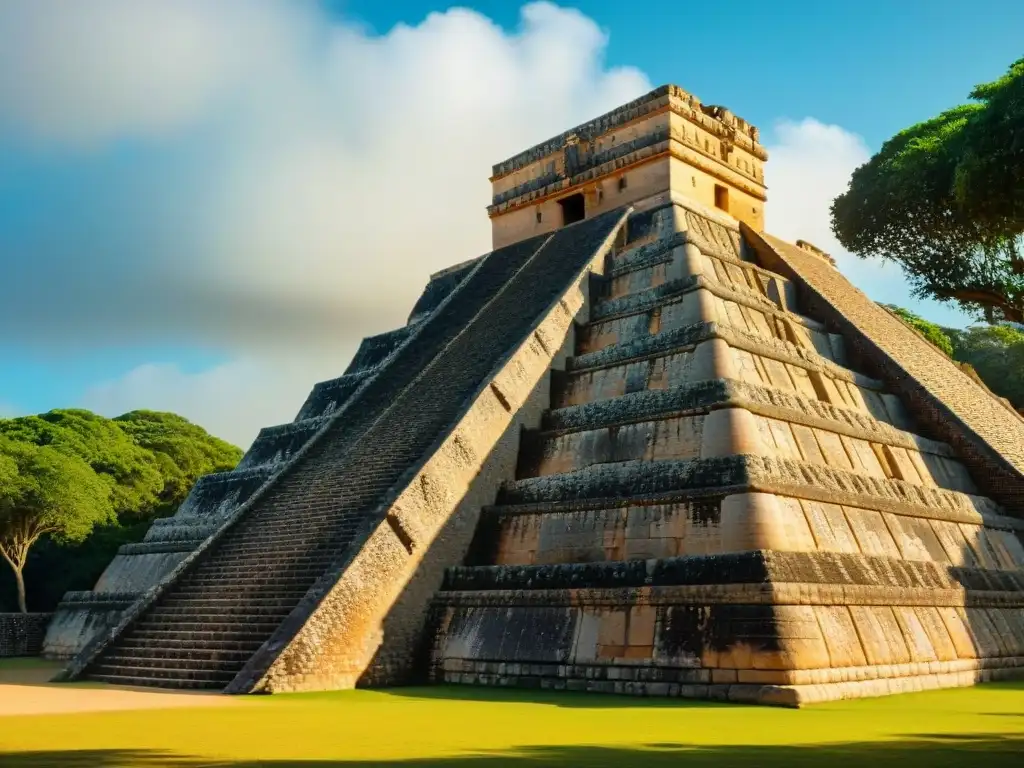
[0,436,114,612]
[0,409,242,612]
[832,58,1024,324]
[946,323,1024,411]
[0,409,164,516]
[881,304,1024,413]
[113,410,241,518]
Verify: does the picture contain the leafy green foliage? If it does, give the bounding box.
[0,409,163,516]
[881,305,954,356]
[0,409,242,611]
[0,436,114,611]
[113,410,242,519]
[945,324,1024,410]
[881,306,1024,412]
[953,58,1024,237]
[832,58,1024,324]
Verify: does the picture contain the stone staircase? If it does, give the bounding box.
[90,503,360,687]
[427,201,1024,704]
[64,209,628,690]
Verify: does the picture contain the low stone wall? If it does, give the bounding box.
[0,613,52,657]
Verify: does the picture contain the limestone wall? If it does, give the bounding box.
[432,567,1024,705]
[490,85,768,249]
[428,197,1024,706]
[223,210,630,694]
[743,228,1024,512]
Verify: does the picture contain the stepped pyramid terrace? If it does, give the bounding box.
[48,84,1024,707]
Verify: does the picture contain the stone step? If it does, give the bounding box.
[127,626,281,643]
[119,636,266,653]
[227,509,366,527]
[133,610,292,628]
[210,542,346,560]
[179,574,320,590]
[212,522,353,542]
[134,609,289,625]
[213,525,360,546]
[146,597,299,614]
[230,510,360,527]
[166,586,307,602]
[193,551,337,566]
[156,597,301,614]
[90,673,222,690]
[179,563,330,581]
[91,663,236,685]
[103,646,253,666]
[209,552,338,566]
[161,584,311,599]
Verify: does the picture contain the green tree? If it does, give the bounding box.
[832,58,1024,324]
[0,409,164,517]
[0,408,243,611]
[952,58,1024,236]
[113,410,242,517]
[946,324,1024,410]
[881,304,954,356]
[0,436,114,612]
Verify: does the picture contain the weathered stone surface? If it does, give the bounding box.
[53,86,1024,706]
[1,613,52,657]
[745,227,1024,510]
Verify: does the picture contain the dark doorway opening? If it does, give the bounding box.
[714,184,730,213]
[558,193,586,226]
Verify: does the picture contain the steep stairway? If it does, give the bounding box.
[66,210,628,690]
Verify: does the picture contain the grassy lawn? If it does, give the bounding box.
[0,661,1022,767]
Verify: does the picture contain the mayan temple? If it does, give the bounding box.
[50,85,1024,706]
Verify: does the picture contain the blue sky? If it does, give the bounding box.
[333,0,1024,148]
[1,0,1022,444]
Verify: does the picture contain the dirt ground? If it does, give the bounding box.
[0,659,237,717]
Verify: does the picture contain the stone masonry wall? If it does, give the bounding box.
[743,227,1024,512]
[1,613,52,657]
[429,200,1024,707]
[223,210,630,693]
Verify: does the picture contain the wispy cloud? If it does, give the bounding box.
[1,1,648,444]
[3,2,969,445]
[764,117,973,328]
[0,1,648,354]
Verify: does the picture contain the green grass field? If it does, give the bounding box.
[1,659,1023,767]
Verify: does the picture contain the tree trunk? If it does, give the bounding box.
[14,566,26,614]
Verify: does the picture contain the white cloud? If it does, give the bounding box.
[0,1,649,352]
[6,2,972,445]
[14,2,648,445]
[79,348,358,447]
[0,0,317,148]
[764,117,973,328]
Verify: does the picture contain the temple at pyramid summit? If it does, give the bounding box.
[49,85,1024,706]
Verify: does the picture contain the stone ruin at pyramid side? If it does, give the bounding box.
[47,85,1024,707]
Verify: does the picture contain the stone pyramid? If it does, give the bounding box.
[52,85,1024,706]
